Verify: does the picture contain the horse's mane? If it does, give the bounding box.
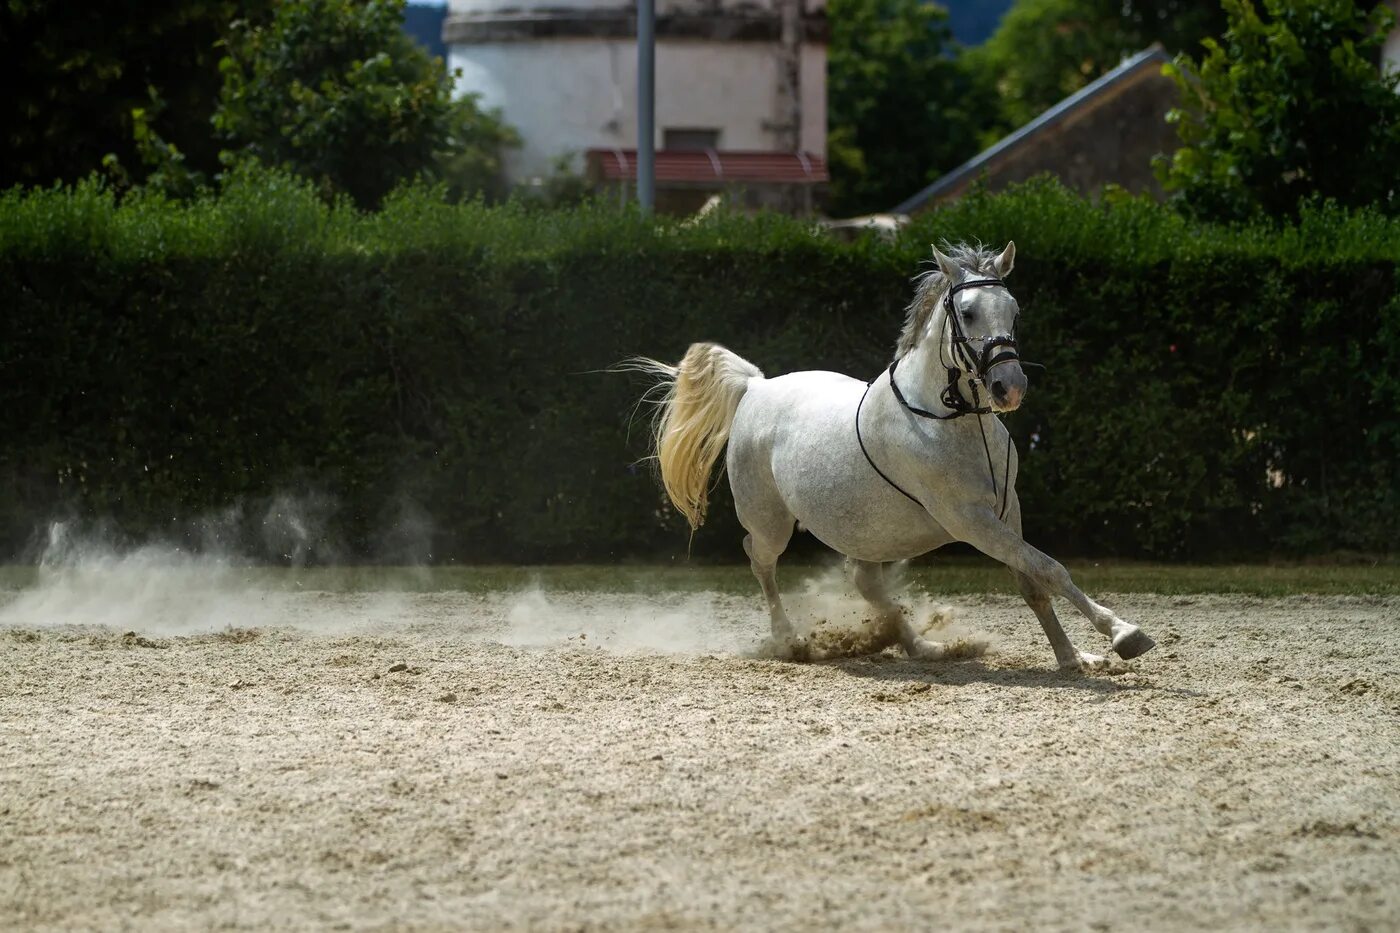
[895,243,1003,359]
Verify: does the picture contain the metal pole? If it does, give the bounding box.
[779,0,801,152]
[637,0,655,213]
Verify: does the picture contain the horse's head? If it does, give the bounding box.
[931,241,1026,413]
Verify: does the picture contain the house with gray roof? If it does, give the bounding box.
[894,46,1176,214]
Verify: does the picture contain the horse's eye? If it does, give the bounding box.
[961,311,975,323]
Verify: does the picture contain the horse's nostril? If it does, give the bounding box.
[991,380,1007,398]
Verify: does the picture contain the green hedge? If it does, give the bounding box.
[3,172,1398,561]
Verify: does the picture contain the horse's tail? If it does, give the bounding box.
[626,343,764,531]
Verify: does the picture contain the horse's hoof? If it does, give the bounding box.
[907,638,948,661]
[1112,628,1156,660]
[1059,651,1130,675]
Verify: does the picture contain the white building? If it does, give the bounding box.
[445,0,828,211]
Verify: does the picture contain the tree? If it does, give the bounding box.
[827,0,995,215]
[0,1,273,190]
[212,0,516,207]
[969,0,1227,129]
[1158,0,1400,220]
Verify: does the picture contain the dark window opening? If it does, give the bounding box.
[663,128,721,151]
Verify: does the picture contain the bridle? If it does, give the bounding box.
[933,276,1020,416]
[856,276,1022,520]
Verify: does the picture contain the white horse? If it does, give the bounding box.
[636,241,1154,671]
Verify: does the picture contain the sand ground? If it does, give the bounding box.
[1,571,1398,931]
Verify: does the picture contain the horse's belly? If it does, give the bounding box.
[798,506,954,562]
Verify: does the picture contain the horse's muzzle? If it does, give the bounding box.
[988,361,1027,411]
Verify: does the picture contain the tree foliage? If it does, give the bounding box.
[970,0,1227,129]
[0,0,272,189]
[1157,0,1400,220]
[213,0,516,207]
[827,0,994,215]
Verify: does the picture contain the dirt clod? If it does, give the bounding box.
[216,628,260,644]
[1297,820,1381,839]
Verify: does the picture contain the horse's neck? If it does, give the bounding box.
[896,314,976,416]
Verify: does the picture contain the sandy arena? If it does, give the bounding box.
[2,564,1398,931]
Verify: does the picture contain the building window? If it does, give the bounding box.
[663,128,721,151]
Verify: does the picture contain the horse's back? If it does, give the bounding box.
[744,370,866,411]
[732,369,865,453]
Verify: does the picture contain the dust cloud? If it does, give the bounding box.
[500,563,995,659]
[1,516,993,661]
[0,521,285,634]
[0,507,419,637]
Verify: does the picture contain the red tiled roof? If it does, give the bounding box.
[587,149,828,184]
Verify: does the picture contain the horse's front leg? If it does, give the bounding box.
[940,505,1155,662]
[1001,498,1114,672]
[1011,569,1115,672]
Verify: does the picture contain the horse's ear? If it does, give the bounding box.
[931,244,962,283]
[994,240,1016,278]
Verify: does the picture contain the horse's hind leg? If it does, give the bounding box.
[732,432,807,658]
[742,522,806,660]
[852,560,939,659]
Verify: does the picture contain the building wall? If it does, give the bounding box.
[445,0,826,184]
[448,0,825,15]
[449,39,826,183]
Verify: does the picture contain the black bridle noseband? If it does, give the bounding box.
[856,276,1021,519]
